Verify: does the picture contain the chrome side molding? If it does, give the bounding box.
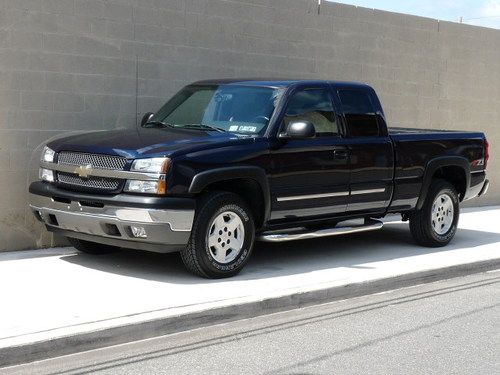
[257,218,383,242]
[277,191,349,202]
[351,188,386,195]
[276,188,386,202]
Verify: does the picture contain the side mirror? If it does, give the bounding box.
[140,112,154,127]
[279,120,316,140]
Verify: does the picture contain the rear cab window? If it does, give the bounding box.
[337,89,381,137]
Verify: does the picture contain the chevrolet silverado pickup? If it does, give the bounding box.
[29,79,490,278]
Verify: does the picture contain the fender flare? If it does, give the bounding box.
[416,156,470,210]
[189,166,271,224]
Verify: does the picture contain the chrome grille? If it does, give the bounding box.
[57,173,121,191]
[58,152,127,170]
[56,152,126,192]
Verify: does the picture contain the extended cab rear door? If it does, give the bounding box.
[332,86,394,214]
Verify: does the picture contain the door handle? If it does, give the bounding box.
[333,149,349,159]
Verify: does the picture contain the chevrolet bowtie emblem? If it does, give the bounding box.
[74,164,93,179]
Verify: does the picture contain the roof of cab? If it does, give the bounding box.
[190,78,372,89]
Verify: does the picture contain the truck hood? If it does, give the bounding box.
[47,127,254,159]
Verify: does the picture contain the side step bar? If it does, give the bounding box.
[257,218,384,243]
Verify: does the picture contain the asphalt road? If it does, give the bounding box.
[3,270,499,375]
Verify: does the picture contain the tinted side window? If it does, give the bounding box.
[338,90,380,137]
[284,89,338,136]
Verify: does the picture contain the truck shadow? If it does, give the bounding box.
[60,221,500,284]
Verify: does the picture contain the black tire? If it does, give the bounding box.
[67,237,120,255]
[409,179,460,247]
[181,191,255,278]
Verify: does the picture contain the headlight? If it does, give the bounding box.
[130,158,169,173]
[126,158,169,194]
[39,168,54,182]
[41,146,55,163]
[124,180,163,194]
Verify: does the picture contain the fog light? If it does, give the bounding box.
[130,226,147,238]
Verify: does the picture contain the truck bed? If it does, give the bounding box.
[388,127,484,138]
[386,126,486,213]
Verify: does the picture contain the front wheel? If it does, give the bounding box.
[409,179,459,247]
[181,192,255,278]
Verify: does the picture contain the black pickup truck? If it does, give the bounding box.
[29,79,489,278]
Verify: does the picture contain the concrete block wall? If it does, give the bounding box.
[0,0,499,251]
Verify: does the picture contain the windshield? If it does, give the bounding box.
[148,85,283,135]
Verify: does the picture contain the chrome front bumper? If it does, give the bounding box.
[29,193,194,253]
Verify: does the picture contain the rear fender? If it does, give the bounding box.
[416,156,470,210]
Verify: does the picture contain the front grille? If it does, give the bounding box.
[56,152,127,192]
[58,152,127,170]
[57,172,121,191]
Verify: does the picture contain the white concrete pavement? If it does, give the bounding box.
[1,207,500,367]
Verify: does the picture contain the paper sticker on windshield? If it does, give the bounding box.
[238,126,257,132]
[229,125,257,133]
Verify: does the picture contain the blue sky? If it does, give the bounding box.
[328,0,500,29]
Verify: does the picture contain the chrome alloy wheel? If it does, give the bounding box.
[431,193,454,235]
[207,211,245,264]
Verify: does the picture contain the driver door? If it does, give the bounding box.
[269,84,350,222]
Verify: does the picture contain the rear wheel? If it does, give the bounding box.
[181,192,255,278]
[409,179,459,247]
[67,238,120,255]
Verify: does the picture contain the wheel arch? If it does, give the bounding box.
[189,167,271,229]
[416,156,470,210]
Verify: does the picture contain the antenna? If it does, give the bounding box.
[135,55,139,128]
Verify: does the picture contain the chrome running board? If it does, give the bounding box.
[257,219,384,243]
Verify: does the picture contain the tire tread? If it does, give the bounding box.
[180,191,254,278]
[409,179,459,247]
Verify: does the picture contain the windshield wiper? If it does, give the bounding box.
[181,124,226,132]
[145,121,225,132]
[144,120,175,128]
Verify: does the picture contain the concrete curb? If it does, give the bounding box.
[1,258,499,368]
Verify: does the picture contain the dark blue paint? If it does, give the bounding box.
[44,79,488,230]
